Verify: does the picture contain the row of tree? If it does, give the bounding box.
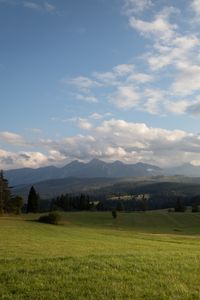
[0,171,40,214]
[50,193,96,211]
[49,192,200,213]
[1,169,200,214]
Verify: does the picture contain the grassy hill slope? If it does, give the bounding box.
[1,212,200,299]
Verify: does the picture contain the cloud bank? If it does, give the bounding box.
[1,120,200,169]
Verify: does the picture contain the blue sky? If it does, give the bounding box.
[1,0,200,169]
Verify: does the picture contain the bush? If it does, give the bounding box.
[38,212,62,225]
[174,199,186,212]
[112,210,117,219]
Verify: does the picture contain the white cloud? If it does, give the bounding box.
[165,100,191,115]
[66,3,200,119]
[109,86,140,109]
[70,63,152,92]
[74,93,98,103]
[123,0,153,15]
[0,149,48,169]
[77,118,93,130]
[69,76,100,92]
[148,35,199,70]
[0,131,26,146]
[89,113,103,120]
[69,63,153,112]
[48,119,197,167]
[121,2,200,119]
[93,71,118,86]
[113,63,135,75]
[2,119,200,169]
[171,62,200,96]
[93,64,135,86]
[127,72,153,83]
[129,7,178,41]
[142,89,164,114]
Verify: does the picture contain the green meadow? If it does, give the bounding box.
[1,212,200,299]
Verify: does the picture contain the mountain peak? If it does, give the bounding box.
[5,159,163,186]
[111,160,125,166]
[88,158,104,165]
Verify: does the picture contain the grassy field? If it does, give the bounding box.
[1,212,200,299]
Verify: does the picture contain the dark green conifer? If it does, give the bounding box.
[27,186,39,213]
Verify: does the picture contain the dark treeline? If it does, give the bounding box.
[51,193,96,211]
[48,191,200,212]
[102,194,200,212]
[2,167,200,214]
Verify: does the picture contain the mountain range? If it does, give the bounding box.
[5,159,162,186]
[4,159,200,200]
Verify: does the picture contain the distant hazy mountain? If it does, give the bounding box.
[166,163,200,177]
[5,159,162,186]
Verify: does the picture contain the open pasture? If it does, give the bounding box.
[1,212,200,299]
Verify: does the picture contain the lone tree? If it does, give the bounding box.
[0,170,11,214]
[27,186,39,213]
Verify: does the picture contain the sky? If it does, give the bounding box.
[1,0,200,170]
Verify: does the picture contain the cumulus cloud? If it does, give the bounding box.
[93,63,152,86]
[165,100,191,115]
[113,64,135,75]
[171,62,200,96]
[142,89,164,114]
[120,2,200,117]
[68,63,153,110]
[129,7,178,41]
[47,119,200,167]
[148,35,199,71]
[69,76,100,92]
[2,120,200,169]
[127,72,153,83]
[40,120,200,166]
[109,86,140,109]
[77,118,93,130]
[0,149,48,169]
[93,71,118,86]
